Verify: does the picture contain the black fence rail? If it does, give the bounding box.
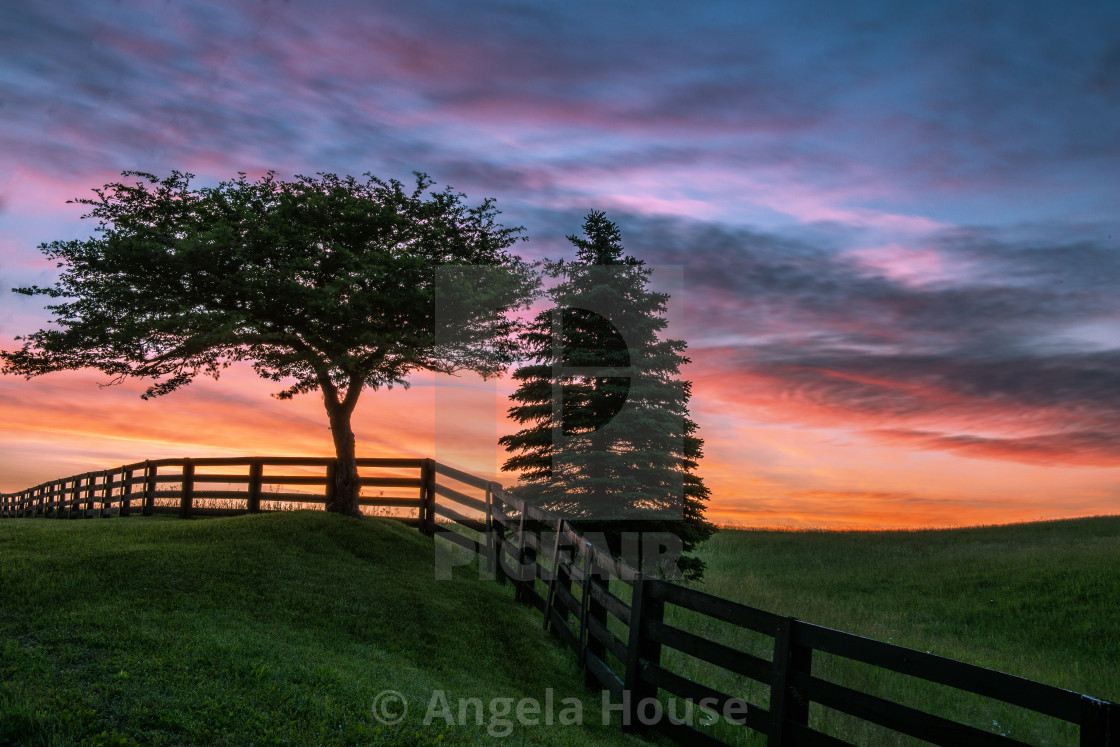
[3,459,1117,745]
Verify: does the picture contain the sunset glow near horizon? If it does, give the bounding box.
[2,1,1119,529]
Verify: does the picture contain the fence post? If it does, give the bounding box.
[84,473,96,517]
[514,507,530,603]
[100,470,111,518]
[584,555,609,688]
[120,468,133,517]
[484,482,496,577]
[248,459,263,513]
[543,519,565,632]
[622,573,663,733]
[325,459,337,511]
[420,459,436,536]
[180,460,194,519]
[493,506,508,584]
[1081,696,1118,746]
[143,463,156,516]
[67,478,78,519]
[768,616,813,746]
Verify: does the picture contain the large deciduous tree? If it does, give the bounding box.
[499,211,715,579]
[1,170,536,516]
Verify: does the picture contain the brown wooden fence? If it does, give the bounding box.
[2,458,1117,745]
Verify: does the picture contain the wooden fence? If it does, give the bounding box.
[2,458,1117,745]
[0,457,431,522]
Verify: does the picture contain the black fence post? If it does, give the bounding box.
[68,478,79,519]
[583,557,609,688]
[325,459,337,511]
[420,459,436,536]
[484,482,496,578]
[99,470,111,518]
[120,468,132,517]
[143,463,156,516]
[84,473,95,517]
[768,616,813,746]
[622,573,663,733]
[248,459,263,514]
[180,460,194,519]
[514,509,531,603]
[1081,696,1118,747]
[490,484,508,585]
[543,519,565,632]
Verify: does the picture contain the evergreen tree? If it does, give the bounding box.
[499,212,715,579]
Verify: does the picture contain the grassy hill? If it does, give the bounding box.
[3,511,1118,746]
[0,513,642,746]
[675,516,1120,744]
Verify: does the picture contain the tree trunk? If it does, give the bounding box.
[325,400,363,517]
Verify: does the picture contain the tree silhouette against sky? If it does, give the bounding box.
[1,170,537,516]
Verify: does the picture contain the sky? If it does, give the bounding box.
[1,0,1119,529]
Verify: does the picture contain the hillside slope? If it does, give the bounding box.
[0,513,641,746]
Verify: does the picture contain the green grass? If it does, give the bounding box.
[653,516,1120,745]
[5,512,1118,746]
[0,513,643,746]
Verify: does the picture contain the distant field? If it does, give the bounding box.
[661,516,1120,745]
[0,513,641,746]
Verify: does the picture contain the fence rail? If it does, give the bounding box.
[2,458,1117,745]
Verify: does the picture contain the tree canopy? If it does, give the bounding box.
[2,170,537,515]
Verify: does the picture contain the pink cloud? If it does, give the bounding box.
[846,243,969,287]
[687,348,1120,468]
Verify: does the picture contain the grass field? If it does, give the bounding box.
[658,516,1120,745]
[2,512,1117,746]
[0,513,642,746]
